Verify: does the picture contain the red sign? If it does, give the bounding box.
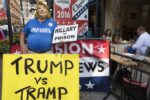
[52,39,110,92]
[54,0,88,36]
[52,40,109,59]
[0,8,6,18]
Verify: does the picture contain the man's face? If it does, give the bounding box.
[137,28,141,35]
[37,5,47,18]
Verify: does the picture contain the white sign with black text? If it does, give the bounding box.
[52,24,78,43]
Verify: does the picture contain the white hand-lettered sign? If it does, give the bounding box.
[52,24,78,43]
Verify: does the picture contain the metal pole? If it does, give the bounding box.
[5,0,13,47]
[46,0,53,15]
[46,0,51,9]
[20,0,25,26]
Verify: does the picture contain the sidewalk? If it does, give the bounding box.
[81,92,117,100]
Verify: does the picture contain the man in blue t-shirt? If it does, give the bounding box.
[20,1,57,53]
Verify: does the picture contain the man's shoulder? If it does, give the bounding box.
[140,32,148,36]
[143,32,149,34]
[138,32,150,41]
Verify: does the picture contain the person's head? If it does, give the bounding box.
[105,29,111,36]
[113,34,123,43]
[136,26,146,35]
[35,1,51,19]
[112,35,119,43]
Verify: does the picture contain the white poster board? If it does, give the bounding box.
[52,24,78,43]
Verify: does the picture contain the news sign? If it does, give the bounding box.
[52,39,110,91]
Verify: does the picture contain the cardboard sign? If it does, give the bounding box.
[52,24,78,43]
[2,54,79,100]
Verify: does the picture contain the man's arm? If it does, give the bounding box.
[132,35,145,50]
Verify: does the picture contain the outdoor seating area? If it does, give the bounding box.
[108,44,150,100]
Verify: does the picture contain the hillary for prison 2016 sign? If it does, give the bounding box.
[2,54,79,100]
[54,0,88,36]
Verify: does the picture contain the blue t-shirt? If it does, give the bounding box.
[23,18,57,52]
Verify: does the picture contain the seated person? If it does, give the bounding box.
[103,29,112,41]
[131,26,150,55]
[112,34,122,44]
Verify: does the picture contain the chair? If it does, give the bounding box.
[144,47,150,57]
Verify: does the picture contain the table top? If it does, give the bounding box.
[111,52,150,74]
[112,52,150,65]
[110,52,150,81]
[111,54,138,66]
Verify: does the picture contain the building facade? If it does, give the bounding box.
[9,0,21,24]
[0,0,2,8]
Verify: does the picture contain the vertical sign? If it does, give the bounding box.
[2,54,79,100]
[54,0,88,37]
